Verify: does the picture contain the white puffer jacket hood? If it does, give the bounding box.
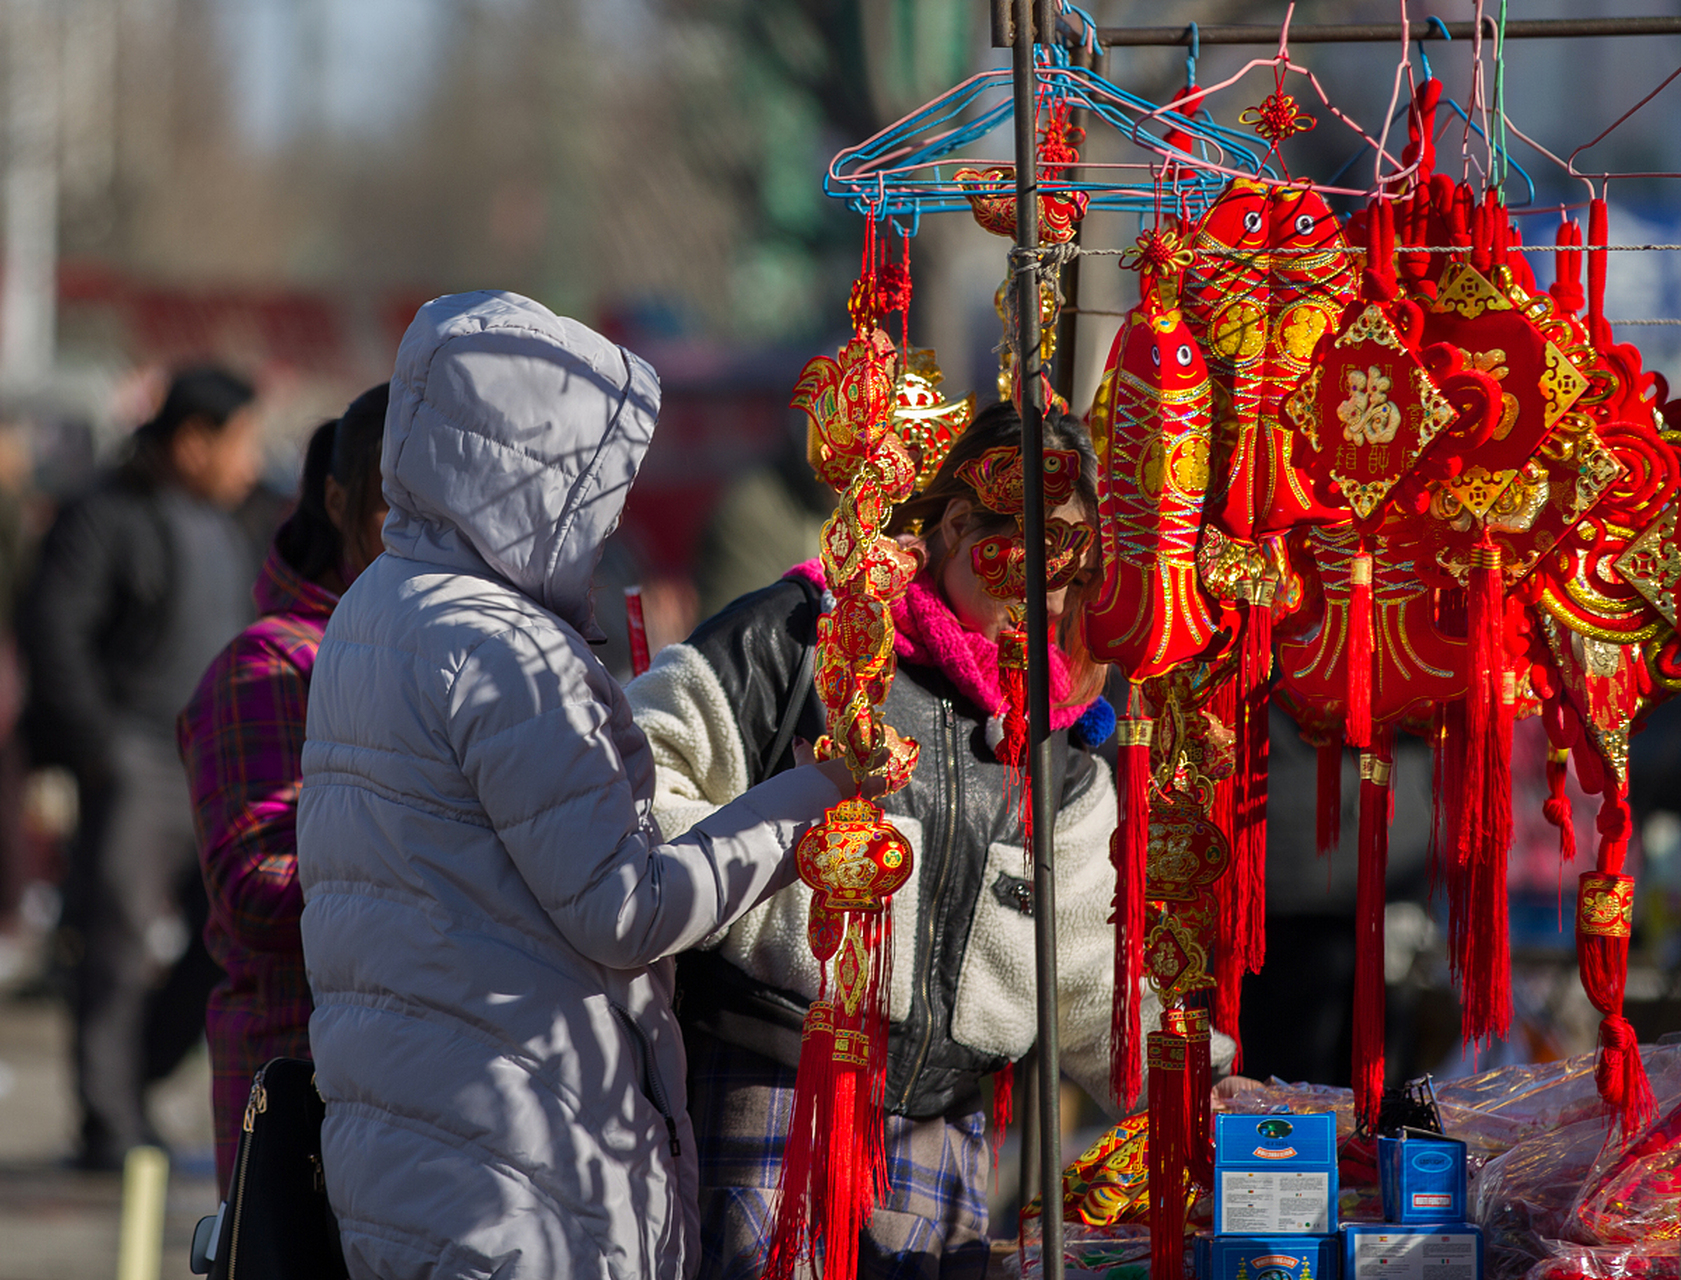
[298,292,838,1280]
[380,289,656,640]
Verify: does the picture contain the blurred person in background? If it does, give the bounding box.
[177,383,387,1194]
[0,417,34,952]
[19,366,264,1170]
[693,419,834,620]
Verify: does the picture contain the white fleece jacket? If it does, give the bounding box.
[629,640,1237,1114]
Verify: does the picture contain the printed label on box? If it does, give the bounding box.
[1217,1171,1333,1233]
[1411,1194,1453,1209]
[1352,1233,1478,1280]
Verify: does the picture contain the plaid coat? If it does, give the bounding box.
[178,543,337,1193]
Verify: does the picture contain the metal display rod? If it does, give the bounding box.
[1091,16,1681,46]
[1012,0,1065,1275]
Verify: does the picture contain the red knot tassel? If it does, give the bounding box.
[1543,747,1577,866]
[1345,551,1375,749]
[1353,735,1393,1128]
[1235,600,1272,976]
[1147,1029,1191,1280]
[1577,796,1657,1139]
[1454,544,1512,1049]
[1316,735,1344,855]
[1112,699,1154,1109]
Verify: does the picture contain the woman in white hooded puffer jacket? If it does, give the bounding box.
[297,292,857,1280]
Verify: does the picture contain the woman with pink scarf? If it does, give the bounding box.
[630,403,1236,1280]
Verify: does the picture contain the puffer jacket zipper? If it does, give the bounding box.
[896,698,960,1111]
[610,1003,681,1156]
[226,1064,270,1278]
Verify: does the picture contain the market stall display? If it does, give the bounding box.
[765,4,1681,1278]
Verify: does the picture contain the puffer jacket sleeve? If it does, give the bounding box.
[448,623,838,970]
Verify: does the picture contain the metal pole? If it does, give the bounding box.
[1012,2,1063,1277]
[1092,16,1681,46]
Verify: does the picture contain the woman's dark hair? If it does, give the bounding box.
[886,399,1105,704]
[331,381,390,565]
[273,382,389,583]
[135,366,256,445]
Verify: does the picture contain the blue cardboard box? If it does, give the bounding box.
[1341,1224,1483,1280]
[1377,1134,1466,1224]
[1195,1233,1340,1280]
[1214,1112,1339,1234]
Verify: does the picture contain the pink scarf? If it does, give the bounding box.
[785,559,1087,731]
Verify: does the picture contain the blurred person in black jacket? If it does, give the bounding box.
[20,367,263,1169]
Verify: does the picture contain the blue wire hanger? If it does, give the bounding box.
[824,42,1279,224]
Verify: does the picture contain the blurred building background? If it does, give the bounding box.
[0,0,1678,1271]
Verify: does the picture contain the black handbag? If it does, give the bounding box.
[190,1058,348,1280]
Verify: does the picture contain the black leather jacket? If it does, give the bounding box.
[674,578,1099,1119]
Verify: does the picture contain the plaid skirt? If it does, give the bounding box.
[685,1029,992,1280]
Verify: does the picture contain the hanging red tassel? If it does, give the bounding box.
[1234,600,1272,976]
[1163,83,1202,155]
[1587,197,1611,350]
[1317,735,1344,855]
[1185,1008,1215,1190]
[1147,1029,1191,1280]
[1550,218,1585,316]
[1112,694,1154,1109]
[766,907,897,1279]
[1460,669,1514,1049]
[1353,735,1393,1128]
[1577,797,1657,1139]
[1210,681,1244,1055]
[1543,747,1577,866]
[990,1063,1013,1168]
[1346,550,1375,748]
[1453,543,1512,1048]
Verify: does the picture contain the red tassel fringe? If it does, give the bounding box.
[1235,602,1272,976]
[1454,547,1512,1048]
[1211,683,1244,1060]
[764,915,893,1280]
[1188,1011,1214,1190]
[1112,703,1153,1109]
[1353,735,1392,1128]
[1346,552,1375,749]
[1587,198,1612,349]
[1147,1030,1190,1280]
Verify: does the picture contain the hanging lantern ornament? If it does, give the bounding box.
[768,220,923,1280]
